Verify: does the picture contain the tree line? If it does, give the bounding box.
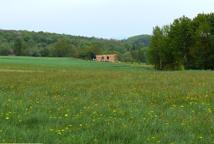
[148,13,214,70]
[0,30,150,62]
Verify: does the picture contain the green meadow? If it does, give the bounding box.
[0,56,213,144]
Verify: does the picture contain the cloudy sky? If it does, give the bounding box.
[0,0,213,39]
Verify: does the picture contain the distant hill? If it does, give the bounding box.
[0,29,151,62]
[124,34,151,50]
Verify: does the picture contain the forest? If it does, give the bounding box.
[149,13,214,70]
[0,30,150,63]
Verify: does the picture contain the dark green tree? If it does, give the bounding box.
[13,38,27,56]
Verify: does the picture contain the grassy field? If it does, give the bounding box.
[0,56,214,144]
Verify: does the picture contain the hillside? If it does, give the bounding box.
[0,29,151,62]
[125,34,151,49]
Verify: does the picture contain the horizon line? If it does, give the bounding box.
[0,28,151,40]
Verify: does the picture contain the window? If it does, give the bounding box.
[101,56,104,61]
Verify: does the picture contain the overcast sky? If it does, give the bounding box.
[0,0,213,39]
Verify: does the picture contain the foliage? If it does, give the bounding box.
[149,13,214,70]
[124,35,151,63]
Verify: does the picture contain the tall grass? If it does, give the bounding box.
[0,56,213,143]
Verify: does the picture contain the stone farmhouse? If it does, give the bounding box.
[96,54,118,63]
